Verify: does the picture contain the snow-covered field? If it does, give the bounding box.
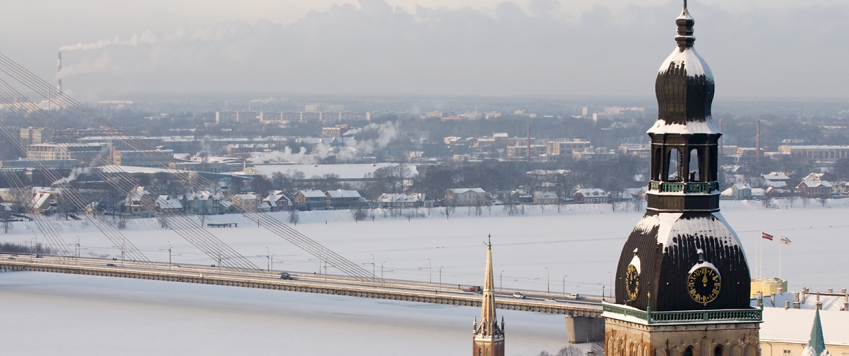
[0,198,845,355]
[1,199,844,294]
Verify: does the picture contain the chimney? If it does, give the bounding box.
[784,301,789,310]
[756,120,761,161]
[828,288,833,293]
[793,293,801,309]
[57,52,62,94]
[801,288,807,304]
[816,293,822,310]
[526,123,531,162]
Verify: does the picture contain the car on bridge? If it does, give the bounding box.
[512,292,525,299]
[280,272,295,280]
[468,286,481,293]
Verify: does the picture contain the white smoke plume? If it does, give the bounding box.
[57,53,113,78]
[59,31,159,51]
[252,146,308,164]
[52,167,91,186]
[313,121,399,162]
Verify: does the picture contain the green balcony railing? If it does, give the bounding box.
[603,303,761,325]
[648,181,719,194]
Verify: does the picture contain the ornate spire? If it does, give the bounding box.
[675,0,696,50]
[474,234,504,356]
[481,234,497,323]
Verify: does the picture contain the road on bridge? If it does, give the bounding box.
[0,253,602,317]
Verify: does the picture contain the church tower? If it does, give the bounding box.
[473,236,504,356]
[603,3,761,356]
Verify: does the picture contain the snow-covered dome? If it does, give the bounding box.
[649,2,718,135]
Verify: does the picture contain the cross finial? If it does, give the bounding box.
[487,234,491,248]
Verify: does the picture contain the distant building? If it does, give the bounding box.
[532,191,559,204]
[121,186,154,216]
[215,111,239,124]
[182,191,224,215]
[110,148,174,167]
[446,188,487,206]
[573,188,608,204]
[27,143,106,164]
[325,189,362,208]
[155,195,183,214]
[731,183,752,200]
[797,173,832,199]
[321,125,349,138]
[262,191,292,212]
[376,193,433,209]
[778,145,849,161]
[507,145,546,159]
[547,139,592,156]
[20,127,53,146]
[231,193,260,212]
[294,190,326,210]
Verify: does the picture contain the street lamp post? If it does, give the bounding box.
[608,271,612,298]
[545,267,550,294]
[428,258,432,284]
[266,246,271,271]
[500,270,505,295]
[439,266,443,291]
[167,241,172,270]
[371,254,375,279]
[562,275,568,301]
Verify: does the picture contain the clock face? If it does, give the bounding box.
[687,266,721,304]
[625,264,640,301]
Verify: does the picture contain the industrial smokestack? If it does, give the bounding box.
[526,123,531,162]
[56,52,62,94]
[756,120,761,161]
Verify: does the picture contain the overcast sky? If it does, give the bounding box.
[1,0,848,99]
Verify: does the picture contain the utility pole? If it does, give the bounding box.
[546,267,550,294]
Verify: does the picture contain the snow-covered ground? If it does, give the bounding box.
[2,199,844,294]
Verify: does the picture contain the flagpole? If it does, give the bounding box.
[779,237,782,280]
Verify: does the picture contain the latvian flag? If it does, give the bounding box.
[761,232,774,241]
[781,236,792,245]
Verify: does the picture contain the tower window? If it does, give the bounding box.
[668,148,681,181]
[715,345,724,356]
[689,148,700,182]
[683,346,695,356]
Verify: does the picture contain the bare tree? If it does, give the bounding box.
[288,209,300,226]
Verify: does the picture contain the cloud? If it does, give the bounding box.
[46,0,849,98]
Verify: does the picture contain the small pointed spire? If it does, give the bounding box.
[808,309,826,356]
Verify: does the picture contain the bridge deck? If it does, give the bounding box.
[0,255,601,317]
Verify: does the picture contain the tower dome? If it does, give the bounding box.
[650,1,718,134]
[612,1,752,311]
